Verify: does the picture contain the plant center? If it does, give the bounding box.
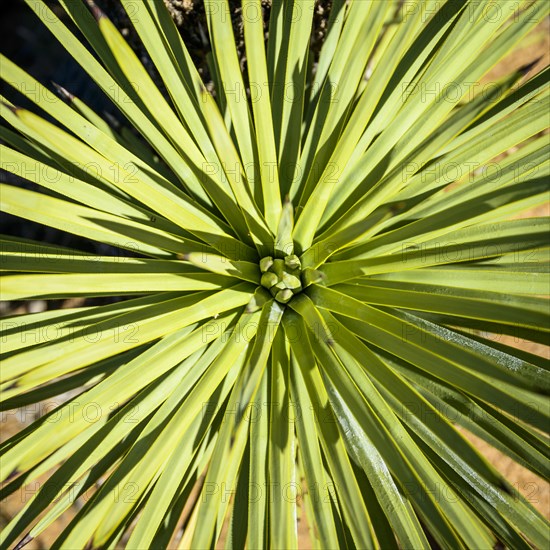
[259,255,303,304]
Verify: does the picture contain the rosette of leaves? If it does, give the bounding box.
[1,1,549,548]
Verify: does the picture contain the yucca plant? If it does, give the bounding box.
[1,0,549,548]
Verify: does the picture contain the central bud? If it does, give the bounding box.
[259,255,303,304]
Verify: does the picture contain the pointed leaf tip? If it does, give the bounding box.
[85,0,105,20]
[14,534,33,550]
[519,56,542,76]
[1,101,19,114]
[7,468,19,481]
[102,110,120,129]
[52,82,74,101]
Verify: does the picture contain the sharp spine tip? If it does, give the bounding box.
[498,480,513,495]
[52,82,74,101]
[7,468,19,481]
[14,534,33,550]
[519,56,541,76]
[102,111,120,129]
[86,0,105,20]
[1,101,19,114]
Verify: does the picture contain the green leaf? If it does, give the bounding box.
[269,329,298,549]
[311,286,549,431]
[320,218,550,284]
[336,280,550,329]
[2,1,549,547]
[284,311,375,549]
